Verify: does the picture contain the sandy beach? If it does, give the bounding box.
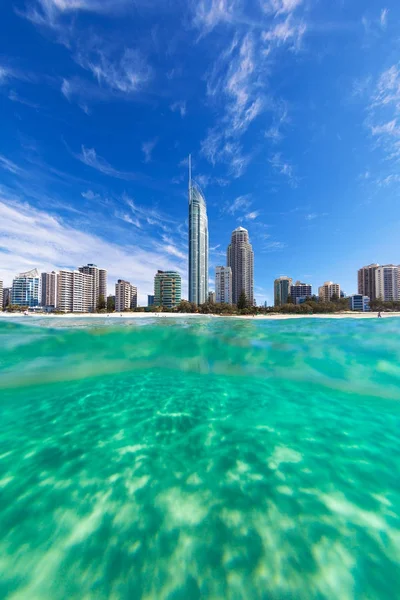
[1,311,399,320]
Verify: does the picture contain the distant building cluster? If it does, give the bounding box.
[358,264,400,301]
[274,277,314,306]
[0,265,183,313]
[0,265,108,312]
[1,159,399,314]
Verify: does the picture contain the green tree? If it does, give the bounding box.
[106,295,115,311]
[176,300,196,313]
[237,290,248,310]
[97,294,106,310]
[331,293,339,302]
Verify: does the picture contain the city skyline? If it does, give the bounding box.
[0,1,400,304]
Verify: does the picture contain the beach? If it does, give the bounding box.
[1,311,399,320]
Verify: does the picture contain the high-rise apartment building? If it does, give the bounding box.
[11,268,40,307]
[115,280,137,311]
[375,265,399,301]
[148,295,155,307]
[290,281,312,303]
[79,264,107,309]
[215,266,232,304]
[57,270,94,313]
[188,156,208,304]
[0,280,3,311]
[227,227,254,305]
[358,264,379,301]
[154,271,182,309]
[274,276,292,306]
[41,271,58,308]
[208,291,216,304]
[318,281,341,302]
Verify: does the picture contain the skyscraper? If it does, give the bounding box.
[115,280,137,311]
[227,227,254,305]
[188,155,208,304]
[57,270,94,313]
[0,280,3,311]
[375,265,399,301]
[41,271,58,308]
[11,268,40,307]
[274,276,292,306]
[358,264,379,301]
[154,270,182,309]
[79,264,107,309]
[215,266,232,304]
[318,281,341,302]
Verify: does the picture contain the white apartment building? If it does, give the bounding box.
[57,270,94,313]
[115,280,138,311]
[215,266,232,304]
[318,281,341,302]
[79,264,107,309]
[375,265,400,301]
[41,271,58,308]
[0,280,3,311]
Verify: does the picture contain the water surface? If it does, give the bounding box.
[1,317,399,599]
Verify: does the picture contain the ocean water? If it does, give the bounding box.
[0,317,400,600]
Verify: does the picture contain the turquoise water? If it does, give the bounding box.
[1,317,400,600]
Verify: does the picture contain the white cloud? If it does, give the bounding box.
[0,66,11,85]
[244,210,260,220]
[21,0,131,28]
[201,130,251,177]
[0,194,187,304]
[269,152,297,186]
[8,90,39,109]
[262,0,303,15]
[115,212,142,228]
[225,194,252,215]
[195,174,211,188]
[142,139,157,163]
[305,213,317,220]
[367,65,400,162]
[22,5,152,110]
[262,15,306,52]
[372,65,400,111]
[76,45,152,94]
[81,189,99,200]
[262,240,287,252]
[122,194,178,234]
[192,0,239,34]
[370,119,399,137]
[380,8,388,28]
[377,174,400,186]
[76,146,141,180]
[170,101,187,117]
[0,155,23,175]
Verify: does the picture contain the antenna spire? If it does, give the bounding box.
[188,153,192,191]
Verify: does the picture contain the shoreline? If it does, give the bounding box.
[1,311,399,320]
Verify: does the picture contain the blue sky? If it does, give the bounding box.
[0,0,400,304]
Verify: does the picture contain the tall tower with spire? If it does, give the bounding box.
[188,155,209,304]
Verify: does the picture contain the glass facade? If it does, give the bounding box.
[154,271,182,309]
[11,268,40,307]
[189,182,208,304]
[274,277,292,307]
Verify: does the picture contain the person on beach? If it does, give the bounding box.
[378,312,382,318]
